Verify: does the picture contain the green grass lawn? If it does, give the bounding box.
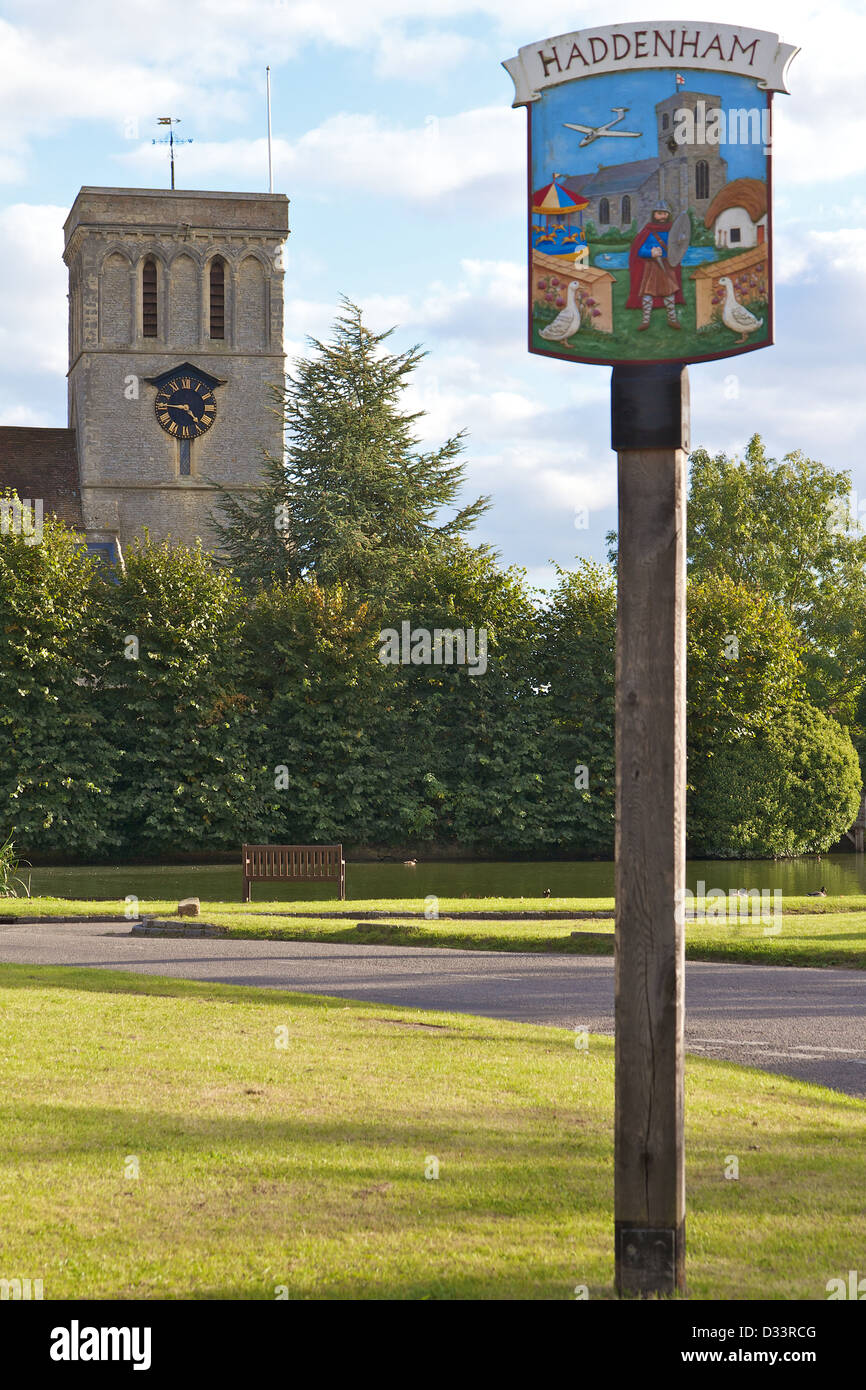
[0,963,862,1300]
[4,895,866,968]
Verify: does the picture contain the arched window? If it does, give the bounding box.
[661,113,669,130]
[209,257,225,339]
[695,160,710,200]
[621,195,631,225]
[599,197,610,225]
[142,257,157,337]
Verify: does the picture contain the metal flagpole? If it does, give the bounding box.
[266,67,274,193]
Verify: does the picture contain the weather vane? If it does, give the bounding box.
[152,117,193,190]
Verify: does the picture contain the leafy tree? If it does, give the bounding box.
[687,574,803,749]
[687,208,715,246]
[530,564,860,858]
[0,503,119,855]
[687,576,861,855]
[687,434,866,727]
[212,299,489,601]
[687,704,861,858]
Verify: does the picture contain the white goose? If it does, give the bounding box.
[718,275,763,343]
[539,280,581,344]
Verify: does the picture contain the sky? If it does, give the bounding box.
[0,0,864,591]
[532,69,768,184]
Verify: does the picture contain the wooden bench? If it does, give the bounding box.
[242,844,345,903]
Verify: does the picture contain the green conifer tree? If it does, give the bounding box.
[211,299,489,600]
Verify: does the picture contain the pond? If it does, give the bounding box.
[593,246,718,269]
[24,855,855,903]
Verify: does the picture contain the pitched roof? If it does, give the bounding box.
[0,428,84,529]
[704,177,767,228]
[567,158,660,198]
[558,174,593,197]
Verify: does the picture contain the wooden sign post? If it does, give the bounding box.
[612,365,688,1295]
[504,22,797,1296]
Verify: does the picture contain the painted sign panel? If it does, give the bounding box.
[504,23,797,366]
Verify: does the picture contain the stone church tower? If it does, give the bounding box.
[62,186,289,553]
[654,91,727,218]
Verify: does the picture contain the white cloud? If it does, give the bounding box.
[0,18,220,182]
[374,27,479,79]
[284,295,344,348]
[283,260,528,370]
[810,229,866,275]
[774,109,866,188]
[774,220,866,284]
[0,204,67,375]
[117,105,521,207]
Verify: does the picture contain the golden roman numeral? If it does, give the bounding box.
[168,421,178,436]
[180,377,191,389]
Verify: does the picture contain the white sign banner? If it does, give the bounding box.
[504,22,799,106]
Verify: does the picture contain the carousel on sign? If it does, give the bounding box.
[532,175,590,261]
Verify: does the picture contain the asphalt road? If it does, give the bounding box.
[1,919,864,1097]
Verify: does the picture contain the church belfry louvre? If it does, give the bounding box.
[0,186,289,558]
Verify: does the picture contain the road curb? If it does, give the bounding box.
[132,919,229,938]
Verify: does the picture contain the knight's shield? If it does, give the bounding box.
[665,212,692,268]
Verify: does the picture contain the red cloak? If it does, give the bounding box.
[625,221,685,309]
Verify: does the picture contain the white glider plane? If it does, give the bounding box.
[562,108,642,147]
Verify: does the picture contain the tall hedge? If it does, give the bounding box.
[0,522,861,860]
[0,508,118,855]
[535,562,617,855]
[94,539,272,854]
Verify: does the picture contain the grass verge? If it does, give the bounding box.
[3,898,866,968]
[6,893,866,918]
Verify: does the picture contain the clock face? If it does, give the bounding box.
[154,373,217,439]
